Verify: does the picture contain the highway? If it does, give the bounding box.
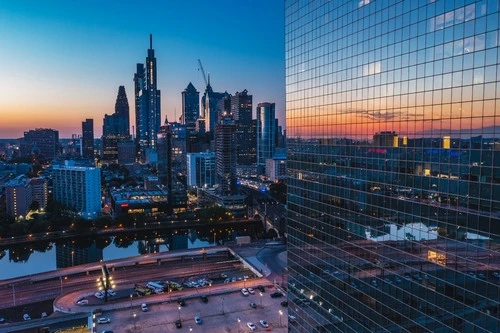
[0,247,241,309]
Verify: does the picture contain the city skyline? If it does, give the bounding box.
[0,0,284,138]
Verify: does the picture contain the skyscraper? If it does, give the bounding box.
[256,102,276,174]
[181,82,199,131]
[231,90,256,166]
[102,86,131,163]
[286,1,500,332]
[201,81,229,133]
[215,112,237,196]
[134,34,161,154]
[81,118,94,159]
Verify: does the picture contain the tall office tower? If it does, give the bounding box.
[53,160,101,220]
[201,80,230,133]
[102,86,131,163]
[5,175,32,219]
[20,128,59,161]
[134,34,161,153]
[81,118,94,159]
[256,102,276,174]
[215,113,237,196]
[286,1,500,332]
[187,152,216,188]
[231,90,256,166]
[169,121,188,176]
[181,82,200,131]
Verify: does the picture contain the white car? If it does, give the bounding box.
[259,320,269,328]
[77,299,89,305]
[97,317,111,324]
[194,316,202,325]
[288,315,296,323]
[247,322,256,331]
[141,303,148,312]
[94,291,105,299]
[241,288,249,296]
[247,287,255,294]
[23,314,31,321]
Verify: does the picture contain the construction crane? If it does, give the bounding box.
[197,59,209,87]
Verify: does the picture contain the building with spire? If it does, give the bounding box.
[102,86,131,163]
[134,34,161,158]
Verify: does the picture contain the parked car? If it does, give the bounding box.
[141,303,148,312]
[175,319,182,328]
[77,299,89,305]
[281,300,288,307]
[97,317,111,324]
[241,288,249,296]
[270,291,283,298]
[288,315,296,323]
[247,322,257,331]
[259,320,269,328]
[257,285,265,292]
[247,287,255,294]
[250,302,257,308]
[194,316,202,325]
[23,314,31,321]
[0,317,6,324]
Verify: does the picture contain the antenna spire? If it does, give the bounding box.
[150,34,153,49]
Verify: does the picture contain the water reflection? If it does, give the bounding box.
[0,227,248,280]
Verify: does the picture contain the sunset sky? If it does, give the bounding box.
[0,0,284,138]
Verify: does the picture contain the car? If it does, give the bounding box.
[100,331,113,333]
[270,291,283,298]
[288,315,296,323]
[0,317,5,324]
[178,299,186,307]
[107,289,116,296]
[257,285,265,292]
[97,317,111,324]
[371,280,378,287]
[250,302,257,308]
[194,316,202,325]
[259,320,269,328]
[41,312,47,318]
[281,300,288,307]
[23,314,31,321]
[77,299,89,305]
[247,322,257,331]
[175,319,182,328]
[241,288,249,296]
[220,273,228,278]
[141,303,148,312]
[95,292,105,299]
[224,278,231,284]
[200,296,208,303]
[247,287,255,294]
[395,277,402,283]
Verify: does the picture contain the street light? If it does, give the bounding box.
[259,292,263,306]
[130,294,133,308]
[178,306,181,320]
[133,312,137,330]
[221,297,225,314]
[71,250,75,266]
[279,310,283,327]
[237,318,241,333]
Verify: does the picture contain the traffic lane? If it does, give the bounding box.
[102,286,289,332]
[0,256,237,309]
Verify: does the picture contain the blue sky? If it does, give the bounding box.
[0,0,284,138]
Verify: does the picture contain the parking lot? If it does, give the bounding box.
[92,285,289,332]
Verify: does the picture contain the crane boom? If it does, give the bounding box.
[197,59,208,87]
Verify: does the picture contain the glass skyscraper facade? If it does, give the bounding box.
[285,0,500,332]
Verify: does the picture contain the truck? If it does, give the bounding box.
[147,281,165,294]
